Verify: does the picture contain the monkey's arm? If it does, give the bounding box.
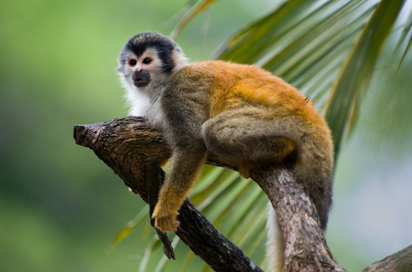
[153,143,208,232]
[152,85,210,232]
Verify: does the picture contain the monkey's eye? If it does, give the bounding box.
[142,58,152,64]
[129,59,137,66]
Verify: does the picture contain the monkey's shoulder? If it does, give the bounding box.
[165,63,208,92]
[170,62,218,84]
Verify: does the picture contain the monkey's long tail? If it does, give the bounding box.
[266,203,284,272]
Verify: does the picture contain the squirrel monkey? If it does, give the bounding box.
[117,32,333,272]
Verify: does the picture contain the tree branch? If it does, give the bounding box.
[251,168,343,271]
[74,117,262,272]
[362,245,412,272]
[74,116,411,272]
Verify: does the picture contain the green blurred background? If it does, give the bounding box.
[1,0,411,271]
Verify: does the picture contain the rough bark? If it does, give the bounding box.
[362,245,412,272]
[73,116,411,271]
[251,169,344,272]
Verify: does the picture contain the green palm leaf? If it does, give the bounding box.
[395,6,412,71]
[107,205,149,252]
[213,0,324,63]
[325,0,405,154]
[170,0,218,39]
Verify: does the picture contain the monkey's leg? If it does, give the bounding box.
[153,145,208,232]
[201,107,295,178]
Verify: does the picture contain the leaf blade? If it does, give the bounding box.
[107,205,149,252]
[170,0,218,39]
[325,0,405,154]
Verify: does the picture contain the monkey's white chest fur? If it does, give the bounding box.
[126,85,166,129]
[125,88,152,116]
[145,94,166,129]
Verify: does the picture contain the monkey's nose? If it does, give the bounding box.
[133,69,151,87]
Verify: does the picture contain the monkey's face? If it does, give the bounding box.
[126,49,158,88]
[117,47,166,92]
[117,32,188,94]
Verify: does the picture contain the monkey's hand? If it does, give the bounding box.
[152,146,208,232]
[152,201,180,232]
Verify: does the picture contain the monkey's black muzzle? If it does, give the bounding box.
[133,69,151,87]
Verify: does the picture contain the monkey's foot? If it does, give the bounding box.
[152,204,180,232]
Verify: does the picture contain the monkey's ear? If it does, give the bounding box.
[174,46,183,53]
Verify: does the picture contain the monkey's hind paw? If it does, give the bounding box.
[154,215,180,233]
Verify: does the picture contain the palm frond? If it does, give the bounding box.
[325,0,405,154]
[395,6,412,71]
[170,0,218,39]
[107,205,149,252]
[154,237,180,272]
[213,0,328,63]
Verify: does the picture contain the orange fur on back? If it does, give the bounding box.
[187,61,318,123]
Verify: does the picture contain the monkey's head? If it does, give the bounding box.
[117,32,188,92]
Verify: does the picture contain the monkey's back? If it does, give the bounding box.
[171,61,333,154]
[179,61,326,127]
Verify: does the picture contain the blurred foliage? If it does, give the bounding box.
[1,0,412,272]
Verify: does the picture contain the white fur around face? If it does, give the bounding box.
[117,43,188,130]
